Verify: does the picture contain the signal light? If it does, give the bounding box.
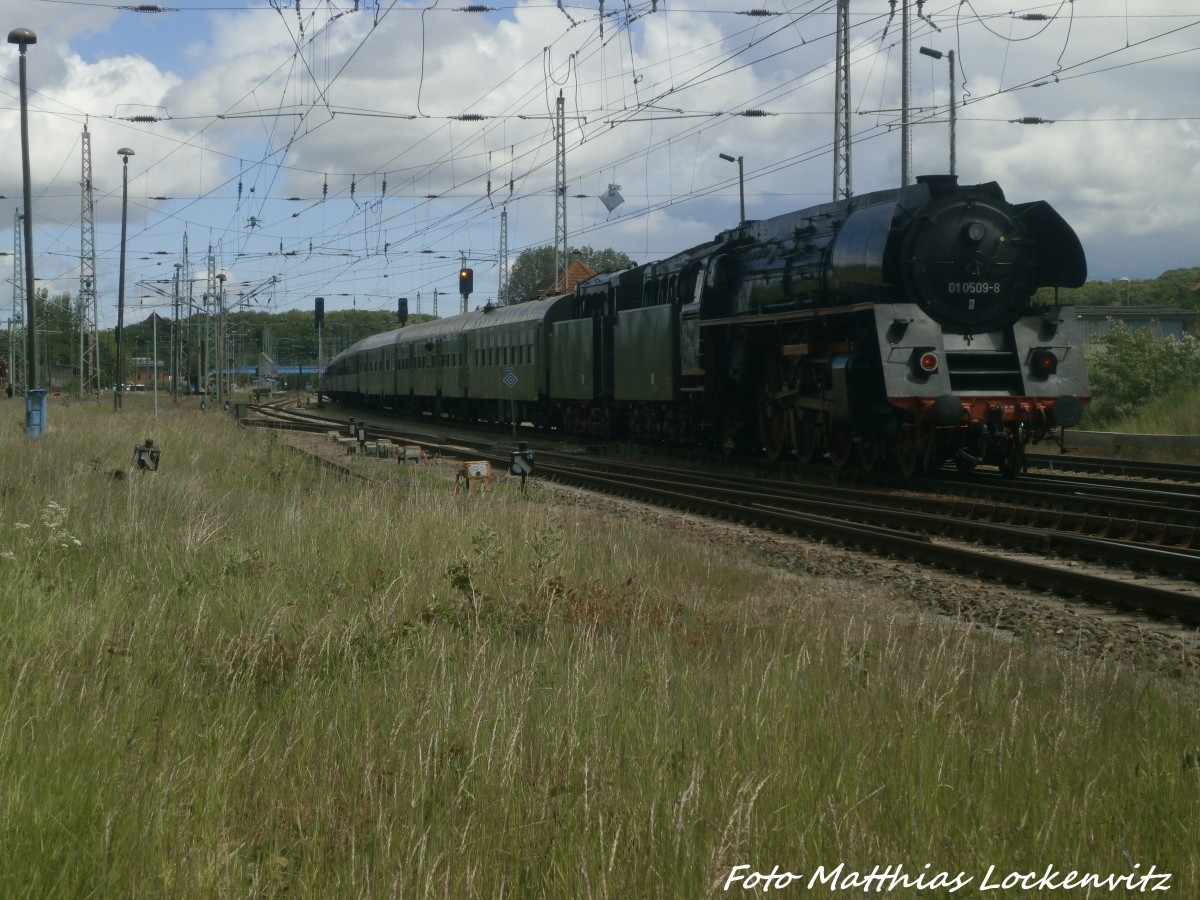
[314,296,324,328]
[459,267,474,296]
[1031,348,1058,377]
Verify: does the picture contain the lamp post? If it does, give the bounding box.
[919,46,957,176]
[216,272,226,409]
[719,152,745,224]
[9,27,43,436]
[114,147,134,411]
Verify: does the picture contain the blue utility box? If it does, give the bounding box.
[24,388,46,438]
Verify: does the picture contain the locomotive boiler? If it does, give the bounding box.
[324,174,1089,476]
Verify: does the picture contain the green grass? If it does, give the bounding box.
[2,395,1198,897]
[1104,386,1200,435]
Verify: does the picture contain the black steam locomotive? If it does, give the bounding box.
[323,175,1089,475]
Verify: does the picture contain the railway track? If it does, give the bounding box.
[242,401,1200,628]
[1025,451,1200,483]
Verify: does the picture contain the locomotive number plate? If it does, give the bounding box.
[946,282,1001,294]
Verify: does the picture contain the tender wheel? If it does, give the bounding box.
[827,419,853,469]
[790,409,820,465]
[758,363,787,461]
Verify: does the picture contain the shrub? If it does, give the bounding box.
[1084,322,1200,426]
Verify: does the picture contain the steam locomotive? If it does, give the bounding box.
[323,175,1089,475]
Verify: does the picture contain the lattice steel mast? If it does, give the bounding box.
[498,204,509,303]
[79,122,99,399]
[206,248,219,397]
[554,91,567,292]
[832,0,852,200]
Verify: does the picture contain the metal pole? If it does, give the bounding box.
[948,49,957,177]
[719,153,745,223]
[172,263,181,400]
[216,273,226,409]
[737,155,745,223]
[901,0,911,186]
[114,148,134,411]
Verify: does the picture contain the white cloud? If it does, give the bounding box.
[0,0,1196,324]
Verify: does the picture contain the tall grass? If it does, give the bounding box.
[1,396,1198,896]
[1107,386,1200,435]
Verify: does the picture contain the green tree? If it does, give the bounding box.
[500,245,635,304]
[1084,321,1200,425]
[1038,267,1200,311]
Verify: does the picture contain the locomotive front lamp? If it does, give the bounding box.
[1031,349,1059,377]
[911,348,940,376]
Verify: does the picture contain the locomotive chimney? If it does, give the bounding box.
[916,174,959,199]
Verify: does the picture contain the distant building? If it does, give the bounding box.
[131,357,167,386]
[1075,306,1197,342]
[531,259,598,299]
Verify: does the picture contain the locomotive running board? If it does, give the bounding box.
[699,301,876,328]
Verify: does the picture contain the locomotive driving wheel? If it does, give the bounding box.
[757,362,788,461]
[790,409,820,465]
[826,419,854,469]
[896,423,925,477]
[858,434,884,473]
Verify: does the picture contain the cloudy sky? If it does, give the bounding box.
[1,0,1197,328]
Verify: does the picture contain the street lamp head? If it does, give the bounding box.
[117,147,135,162]
[216,273,226,285]
[919,46,943,60]
[719,153,735,163]
[7,28,37,48]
